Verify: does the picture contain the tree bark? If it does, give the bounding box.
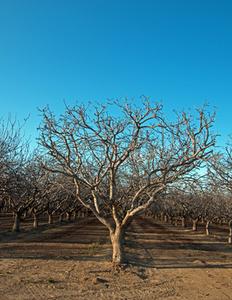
[228,220,232,244]
[110,226,126,265]
[59,213,64,223]
[12,213,20,232]
[181,217,186,228]
[66,212,71,221]
[192,218,198,231]
[33,214,39,228]
[206,220,210,235]
[48,213,53,224]
[160,212,164,222]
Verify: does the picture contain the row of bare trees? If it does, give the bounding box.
[150,181,232,243]
[1,99,232,265]
[0,121,88,231]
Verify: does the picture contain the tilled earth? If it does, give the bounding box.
[0,216,232,299]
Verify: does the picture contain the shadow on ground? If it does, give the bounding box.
[0,216,232,269]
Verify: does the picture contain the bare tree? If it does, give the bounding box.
[39,100,216,265]
[209,139,232,243]
[0,117,27,199]
[0,118,30,232]
[6,167,35,232]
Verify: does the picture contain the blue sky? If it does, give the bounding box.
[0,0,231,147]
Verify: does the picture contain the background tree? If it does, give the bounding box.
[209,138,232,243]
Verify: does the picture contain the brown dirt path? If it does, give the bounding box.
[0,217,232,299]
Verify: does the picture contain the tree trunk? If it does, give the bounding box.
[228,220,232,244]
[33,214,39,228]
[48,213,53,224]
[160,212,164,222]
[206,220,210,235]
[192,218,198,231]
[110,227,126,265]
[181,217,186,228]
[66,212,71,221]
[12,213,20,232]
[59,213,64,223]
[164,215,168,223]
[174,219,178,226]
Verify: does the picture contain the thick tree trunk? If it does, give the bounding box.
[12,213,20,232]
[181,217,186,228]
[228,220,232,244]
[48,213,53,224]
[206,220,210,235]
[33,214,39,228]
[192,218,198,231]
[174,219,178,226]
[110,227,126,265]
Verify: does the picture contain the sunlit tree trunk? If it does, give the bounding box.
[33,213,39,228]
[192,218,198,231]
[164,215,168,223]
[160,212,164,222]
[66,212,72,221]
[48,213,53,224]
[205,220,210,235]
[181,217,186,227]
[110,226,126,265]
[59,213,64,223]
[228,220,232,244]
[12,213,20,232]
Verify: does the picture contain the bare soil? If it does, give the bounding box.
[0,216,232,299]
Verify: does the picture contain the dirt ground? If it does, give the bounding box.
[0,216,232,299]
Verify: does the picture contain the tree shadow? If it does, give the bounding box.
[1,216,232,269]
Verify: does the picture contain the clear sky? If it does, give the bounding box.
[0,0,231,147]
